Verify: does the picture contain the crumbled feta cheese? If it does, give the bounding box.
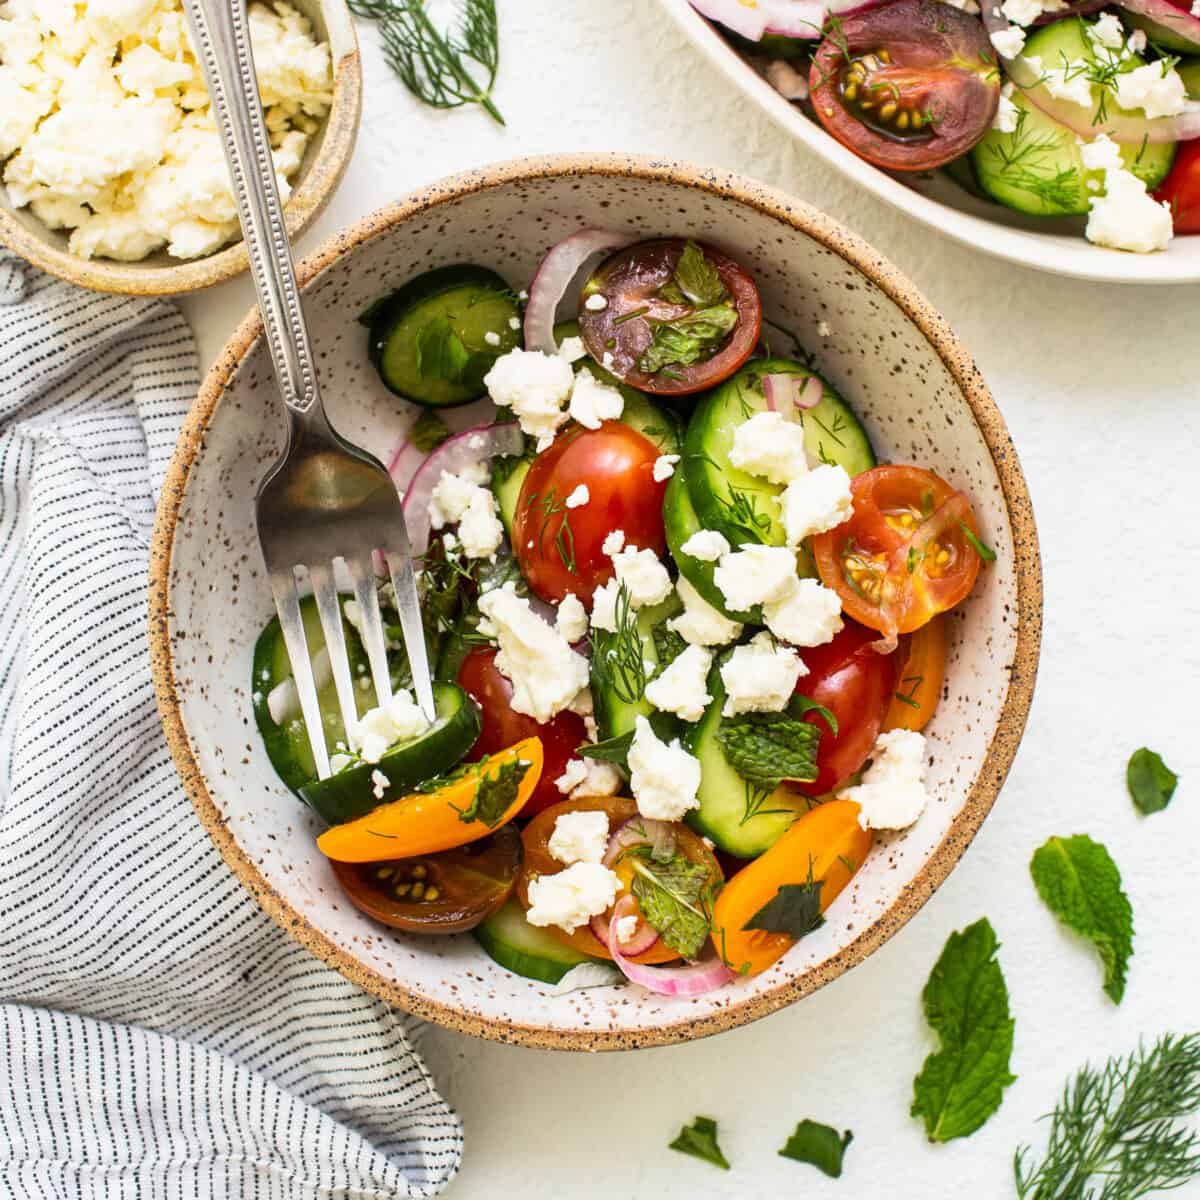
[457,488,504,559]
[1080,133,1173,253]
[428,465,487,529]
[572,759,623,798]
[483,349,574,443]
[602,529,625,556]
[548,810,610,865]
[989,26,1026,60]
[370,768,389,800]
[352,689,430,764]
[556,592,589,643]
[993,82,1021,132]
[713,543,797,614]
[728,410,809,485]
[840,729,930,831]
[644,644,713,723]
[627,716,701,822]
[584,292,608,311]
[508,316,521,330]
[555,759,590,794]
[1127,27,1147,51]
[1001,0,1064,25]
[681,529,731,563]
[477,584,589,723]
[719,632,806,716]
[762,577,844,647]
[613,914,639,945]
[667,577,743,647]
[601,351,615,370]
[568,367,624,429]
[766,58,809,101]
[484,330,501,347]
[1034,58,1095,110]
[611,545,673,609]
[589,577,621,633]
[1087,11,1125,49]
[558,335,587,363]
[565,484,589,509]
[1114,62,1187,118]
[781,463,853,545]
[525,862,622,933]
[817,320,832,338]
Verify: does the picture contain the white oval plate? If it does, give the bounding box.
[658,0,1200,285]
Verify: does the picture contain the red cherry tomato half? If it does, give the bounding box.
[512,421,668,606]
[457,647,586,818]
[791,619,898,797]
[809,0,1000,172]
[578,238,762,396]
[1154,139,1200,234]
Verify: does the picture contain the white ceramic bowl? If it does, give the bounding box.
[658,0,1200,285]
[150,155,1042,1050]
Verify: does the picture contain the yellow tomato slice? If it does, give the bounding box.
[883,615,948,733]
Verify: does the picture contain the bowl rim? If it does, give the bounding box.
[148,152,1044,1051]
[0,2,362,297]
[656,0,1200,286]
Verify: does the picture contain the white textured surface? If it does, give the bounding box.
[180,2,1200,1195]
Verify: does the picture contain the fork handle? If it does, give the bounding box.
[184,0,323,423]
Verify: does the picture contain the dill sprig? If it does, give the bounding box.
[591,584,646,705]
[349,0,504,125]
[1015,1033,1200,1200]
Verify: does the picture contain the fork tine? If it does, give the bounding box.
[347,555,393,710]
[269,569,332,781]
[309,560,362,762]
[382,542,436,722]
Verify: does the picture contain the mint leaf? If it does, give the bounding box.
[911,917,1016,1142]
[627,846,712,960]
[778,1120,853,1178]
[660,240,727,308]
[1127,747,1178,815]
[578,731,634,770]
[1030,834,1133,1004]
[416,316,471,381]
[716,694,832,791]
[744,878,824,941]
[409,409,451,453]
[669,1116,729,1170]
[651,623,688,674]
[637,303,739,375]
[458,757,528,827]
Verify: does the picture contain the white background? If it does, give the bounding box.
[180,2,1200,1195]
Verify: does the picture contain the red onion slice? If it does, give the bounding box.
[762,372,823,416]
[797,375,824,410]
[398,422,524,557]
[1117,0,1200,49]
[606,896,735,996]
[601,817,675,868]
[524,229,633,355]
[590,905,660,957]
[692,0,891,40]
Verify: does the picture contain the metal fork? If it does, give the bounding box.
[185,0,435,780]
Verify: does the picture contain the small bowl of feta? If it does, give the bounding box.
[149,155,1043,1049]
[0,0,361,295]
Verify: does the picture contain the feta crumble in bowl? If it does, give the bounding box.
[0,0,361,294]
[150,155,1041,1049]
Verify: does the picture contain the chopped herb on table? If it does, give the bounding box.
[669,1115,730,1170]
[1126,747,1178,815]
[778,1119,854,1178]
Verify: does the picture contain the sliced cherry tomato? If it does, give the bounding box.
[516,796,723,965]
[330,824,522,934]
[513,421,667,605]
[457,646,586,818]
[792,619,898,797]
[883,615,948,732]
[809,0,1000,172]
[811,464,985,638]
[1154,139,1200,234]
[577,238,762,396]
[317,738,543,863]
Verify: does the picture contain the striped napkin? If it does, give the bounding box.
[0,254,462,1199]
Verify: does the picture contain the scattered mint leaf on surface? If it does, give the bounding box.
[1127,747,1178,815]
[669,1116,729,1170]
[1015,1033,1200,1200]
[778,1120,854,1178]
[637,303,739,376]
[415,316,471,381]
[409,409,451,453]
[911,917,1016,1142]
[1030,834,1133,1004]
[458,757,528,827]
[627,846,712,960]
[744,878,824,941]
[660,240,727,308]
[717,694,832,790]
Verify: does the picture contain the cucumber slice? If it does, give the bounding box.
[590,592,683,743]
[972,86,1174,217]
[492,452,533,539]
[252,594,382,793]
[1180,60,1200,98]
[1122,11,1200,55]
[365,265,522,408]
[683,358,874,551]
[475,897,601,984]
[298,682,481,825]
[685,667,810,859]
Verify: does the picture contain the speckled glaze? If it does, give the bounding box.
[149,156,1043,1050]
[0,0,361,296]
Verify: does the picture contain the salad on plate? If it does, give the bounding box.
[250,231,995,996]
[690,0,1200,253]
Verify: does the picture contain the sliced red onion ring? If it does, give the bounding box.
[590,905,659,956]
[762,372,823,416]
[601,817,675,868]
[605,896,735,996]
[693,0,884,39]
[524,229,633,356]
[1118,0,1200,48]
[398,422,524,558]
[797,375,824,410]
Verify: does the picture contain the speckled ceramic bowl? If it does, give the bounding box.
[0,0,360,296]
[149,155,1042,1050]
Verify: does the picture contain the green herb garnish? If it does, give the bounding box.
[589,584,646,705]
[578,730,634,770]
[778,1120,854,1178]
[408,408,451,453]
[959,521,997,563]
[658,239,727,307]
[651,623,688,674]
[457,756,528,827]
[415,316,470,381]
[669,1116,730,1170]
[717,694,836,792]
[911,917,1016,1142]
[637,304,739,376]
[744,868,824,942]
[1030,834,1133,1005]
[626,845,713,960]
[1126,747,1178,816]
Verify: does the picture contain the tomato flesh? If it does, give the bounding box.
[1154,140,1200,234]
[513,421,667,605]
[883,615,948,733]
[810,0,999,171]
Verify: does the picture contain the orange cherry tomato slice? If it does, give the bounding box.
[883,615,948,733]
[711,800,871,978]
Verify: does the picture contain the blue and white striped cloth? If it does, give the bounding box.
[0,254,462,1199]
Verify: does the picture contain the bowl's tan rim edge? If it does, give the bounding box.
[0,37,362,297]
[148,152,1043,1052]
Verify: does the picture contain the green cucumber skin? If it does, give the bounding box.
[1122,11,1200,55]
[367,265,521,408]
[474,898,600,984]
[683,358,874,553]
[297,682,481,825]
[492,455,533,539]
